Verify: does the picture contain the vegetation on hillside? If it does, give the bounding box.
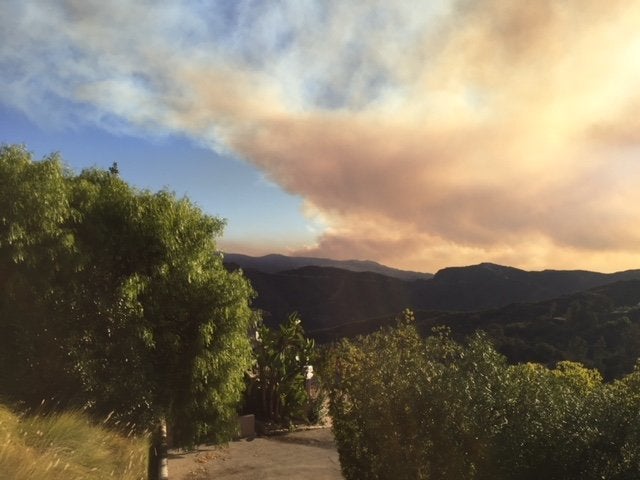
[411,283,640,380]
[319,281,640,380]
[327,312,640,480]
[0,404,147,480]
[234,262,640,336]
[0,144,254,447]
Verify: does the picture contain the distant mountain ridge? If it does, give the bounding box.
[223,253,433,280]
[428,262,640,310]
[224,255,640,338]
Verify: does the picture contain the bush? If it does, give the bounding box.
[244,313,318,425]
[326,312,640,480]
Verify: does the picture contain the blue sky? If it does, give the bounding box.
[1,102,319,254]
[2,1,640,273]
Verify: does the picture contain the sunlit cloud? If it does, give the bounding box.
[2,0,640,272]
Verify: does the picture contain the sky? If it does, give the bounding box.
[2,0,640,274]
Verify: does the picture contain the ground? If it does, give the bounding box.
[168,427,344,480]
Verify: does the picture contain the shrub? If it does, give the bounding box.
[327,312,640,480]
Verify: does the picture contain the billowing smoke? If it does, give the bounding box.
[3,0,640,271]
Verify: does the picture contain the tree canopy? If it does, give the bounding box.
[0,144,254,446]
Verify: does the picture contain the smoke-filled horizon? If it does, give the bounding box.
[2,0,640,273]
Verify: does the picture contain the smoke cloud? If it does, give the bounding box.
[2,0,640,271]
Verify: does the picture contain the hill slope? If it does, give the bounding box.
[229,259,640,334]
[224,253,433,280]
[320,279,640,379]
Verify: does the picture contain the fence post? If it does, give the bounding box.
[148,418,169,480]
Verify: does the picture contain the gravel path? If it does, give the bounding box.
[168,428,344,480]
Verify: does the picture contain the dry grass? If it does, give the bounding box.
[0,404,148,480]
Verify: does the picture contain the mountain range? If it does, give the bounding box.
[224,253,433,280]
[224,254,640,339]
[225,254,640,379]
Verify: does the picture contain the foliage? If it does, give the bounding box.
[0,144,254,446]
[0,145,78,403]
[323,284,640,381]
[245,312,316,424]
[413,288,640,380]
[327,311,640,480]
[0,403,148,480]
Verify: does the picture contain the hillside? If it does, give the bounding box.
[227,257,640,334]
[224,253,433,280]
[320,280,640,379]
[238,266,415,331]
[226,257,640,378]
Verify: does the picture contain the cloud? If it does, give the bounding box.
[2,0,640,272]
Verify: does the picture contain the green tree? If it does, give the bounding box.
[0,145,254,448]
[66,168,255,444]
[0,144,77,403]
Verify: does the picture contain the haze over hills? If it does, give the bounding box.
[224,253,433,280]
[225,254,640,340]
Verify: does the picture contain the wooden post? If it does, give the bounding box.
[158,418,169,480]
[148,418,169,480]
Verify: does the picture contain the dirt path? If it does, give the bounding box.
[168,428,344,480]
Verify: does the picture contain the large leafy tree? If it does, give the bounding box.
[0,145,254,446]
[0,145,77,402]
